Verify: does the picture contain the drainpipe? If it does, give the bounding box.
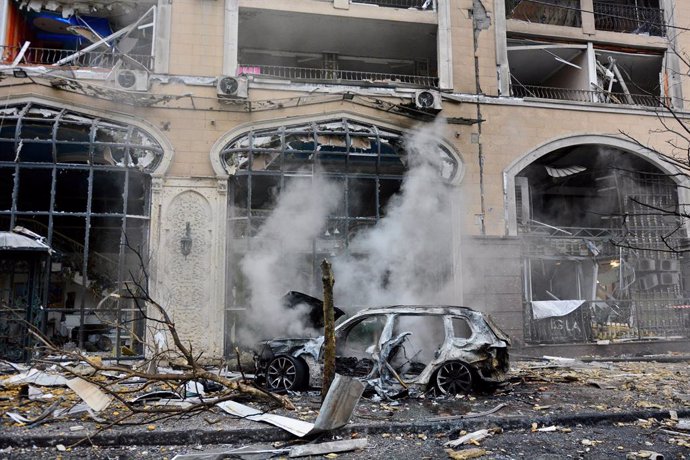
[472,0,490,235]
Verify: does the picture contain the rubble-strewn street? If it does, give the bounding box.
[1,355,689,459]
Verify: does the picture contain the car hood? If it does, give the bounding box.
[282,291,346,328]
[259,336,323,357]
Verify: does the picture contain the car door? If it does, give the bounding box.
[386,313,447,382]
[334,313,389,377]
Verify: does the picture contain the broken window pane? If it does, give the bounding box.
[452,317,473,339]
[0,168,15,211]
[92,171,125,214]
[0,138,14,162]
[127,172,148,216]
[55,169,89,213]
[338,314,388,358]
[348,178,377,218]
[17,168,52,212]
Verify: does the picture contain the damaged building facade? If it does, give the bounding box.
[0,0,689,360]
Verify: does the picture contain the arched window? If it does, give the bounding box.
[221,117,458,313]
[0,102,164,359]
[513,142,688,344]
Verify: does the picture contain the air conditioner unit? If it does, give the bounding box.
[660,272,680,285]
[414,89,442,110]
[113,69,150,91]
[659,259,680,271]
[638,273,659,290]
[217,76,248,99]
[637,258,657,271]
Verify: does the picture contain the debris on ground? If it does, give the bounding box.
[217,374,364,437]
[445,447,490,459]
[444,429,493,447]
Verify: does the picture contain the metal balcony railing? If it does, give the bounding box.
[238,64,439,88]
[511,84,667,108]
[505,0,581,27]
[593,1,665,36]
[0,45,154,71]
[352,0,433,9]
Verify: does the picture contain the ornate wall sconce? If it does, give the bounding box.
[180,222,192,257]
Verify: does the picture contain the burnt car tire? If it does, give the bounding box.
[434,361,474,395]
[265,356,308,392]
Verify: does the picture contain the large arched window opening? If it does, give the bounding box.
[219,117,458,350]
[0,102,164,359]
[513,142,689,344]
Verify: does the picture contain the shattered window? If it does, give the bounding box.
[223,118,458,342]
[0,102,163,360]
[338,314,388,358]
[451,317,473,339]
[516,144,689,344]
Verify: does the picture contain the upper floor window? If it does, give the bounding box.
[506,0,665,37]
[1,1,156,70]
[237,8,439,88]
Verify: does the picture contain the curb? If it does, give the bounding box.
[1,408,688,448]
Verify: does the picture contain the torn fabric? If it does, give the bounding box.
[532,300,586,320]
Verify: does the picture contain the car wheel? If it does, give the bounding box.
[434,361,474,395]
[265,356,307,392]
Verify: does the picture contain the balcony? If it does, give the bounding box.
[506,0,665,37]
[593,1,665,36]
[238,8,438,90]
[511,84,666,107]
[351,0,433,9]
[508,38,666,109]
[238,64,438,88]
[1,45,154,71]
[505,0,582,27]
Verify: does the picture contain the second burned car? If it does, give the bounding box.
[254,305,510,395]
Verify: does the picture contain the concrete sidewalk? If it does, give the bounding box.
[1,406,688,449]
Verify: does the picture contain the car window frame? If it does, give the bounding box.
[448,315,476,345]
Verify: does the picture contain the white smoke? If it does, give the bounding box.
[238,175,341,342]
[332,119,455,308]
[238,119,456,342]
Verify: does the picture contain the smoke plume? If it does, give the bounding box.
[238,120,456,342]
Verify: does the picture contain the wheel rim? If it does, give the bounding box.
[436,361,472,395]
[267,357,297,390]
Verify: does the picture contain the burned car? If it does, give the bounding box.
[254,305,510,395]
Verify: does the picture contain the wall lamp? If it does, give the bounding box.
[180,222,192,257]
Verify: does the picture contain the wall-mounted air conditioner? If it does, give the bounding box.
[638,273,659,290]
[113,69,150,91]
[414,89,442,110]
[660,272,680,286]
[637,258,656,271]
[659,259,680,272]
[217,76,248,99]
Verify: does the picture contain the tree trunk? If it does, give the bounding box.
[321,258,336,401]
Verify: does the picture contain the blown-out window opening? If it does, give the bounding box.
[515,144,689,345]
[0,102,163,361]
[222,118,458,355]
